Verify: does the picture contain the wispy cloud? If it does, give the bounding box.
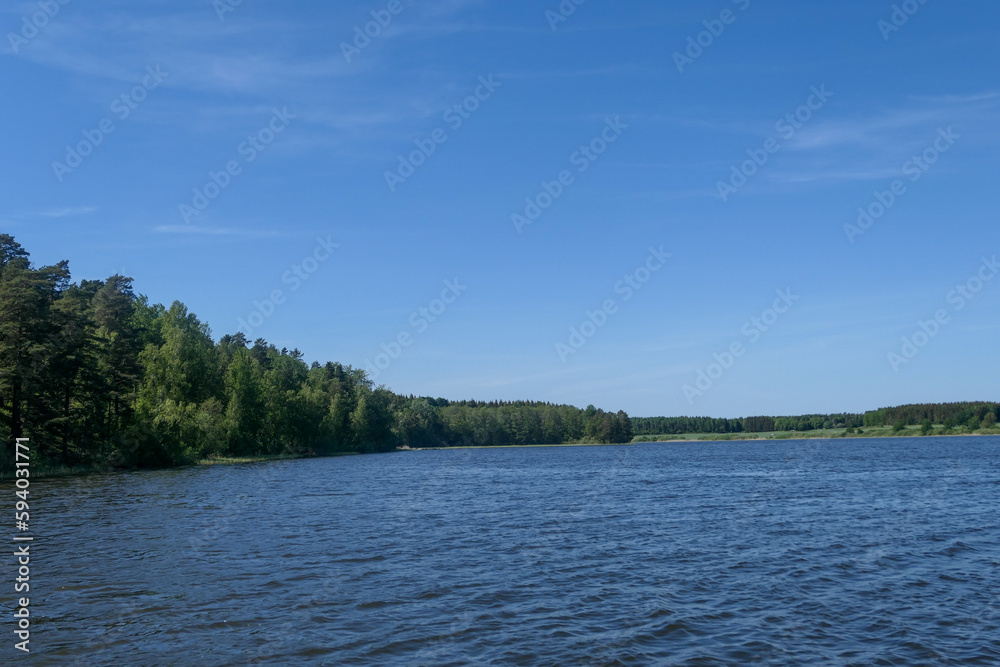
[767,166,904,185]
[755,92,1000,187]
[498,65,642,80]
[36,206,98,218]
[152,225,282,237]
[788,92,1000,152]
[2,206,97,221]
[909,91,1000,105]
[787,110,951,151]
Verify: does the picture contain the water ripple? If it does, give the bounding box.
[21,436,1000,665]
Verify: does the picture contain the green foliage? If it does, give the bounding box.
[6,235,993,469]
[631,412,865,436]
[863,402,998,428]
[0,236,631,468]
[634,403,1000,437]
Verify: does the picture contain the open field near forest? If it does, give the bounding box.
[633,425,1000,442]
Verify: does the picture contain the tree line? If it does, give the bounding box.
[0,235,632,469]
[862,402,997,430]
[630,413,865,435]
[632,402,998,436]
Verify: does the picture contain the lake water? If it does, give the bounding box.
[21,437,1000,665]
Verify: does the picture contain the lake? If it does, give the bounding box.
[23,437,1000,665]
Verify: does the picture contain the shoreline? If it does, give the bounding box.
[11,432,997,479]
[407,430,1000,451]
[0,451,359,481]
[406,441,637,451]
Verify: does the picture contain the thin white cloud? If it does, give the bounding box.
[788,93,1000,152]
[2,206,97,220]
[6,11,354,93]
[750,93,1000,187]
[497,65,639,80]
[909,91,1000,104]
[36,206,98,218]
[152,225,281,237]
[767,167,904,185]
[786,109,951,151]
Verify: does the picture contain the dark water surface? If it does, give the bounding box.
[19,437,1000,665]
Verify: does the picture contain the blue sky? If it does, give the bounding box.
[2,0,998,418]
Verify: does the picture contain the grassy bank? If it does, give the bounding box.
[633,425,1000,442]
[410,440,636,451]
[197,453,310,465]
[406,426,1000,450]
[0,462,117,480]
[0,450,363,480]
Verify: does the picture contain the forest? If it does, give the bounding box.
[631,402,998,436]
[3,234,995,472]
[0,235,632,469]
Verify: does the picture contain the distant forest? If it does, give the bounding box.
[2,235,995,472]
[0,235,632,469]
[631,402,999,436]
